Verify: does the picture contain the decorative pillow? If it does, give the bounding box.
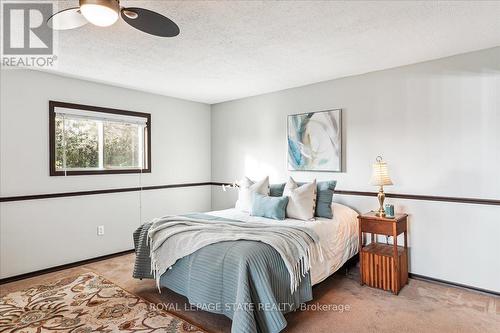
[251,193,289,220]
[235,176,270,212]
[298,180,337,218]
[269,183,286,197]
[315,181,337,218]
[283,177,317,220]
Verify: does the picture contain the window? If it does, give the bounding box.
[49,101,151,176]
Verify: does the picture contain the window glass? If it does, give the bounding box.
[104,121,141,169]
[55,116,99,170]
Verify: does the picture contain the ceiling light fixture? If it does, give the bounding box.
[48,0,180,37]
[79,0,119,27]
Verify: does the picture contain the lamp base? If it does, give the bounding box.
[376,186,386,217]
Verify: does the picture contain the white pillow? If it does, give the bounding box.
[235,176,270,212]
[283,177,317,220]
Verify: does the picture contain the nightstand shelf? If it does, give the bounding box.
[358,212,409,295]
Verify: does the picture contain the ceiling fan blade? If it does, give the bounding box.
[121,7,180,37]
[47,7,89,30]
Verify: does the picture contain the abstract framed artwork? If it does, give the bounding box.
[287,109,342,172]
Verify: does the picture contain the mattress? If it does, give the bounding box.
[207,202,359,285]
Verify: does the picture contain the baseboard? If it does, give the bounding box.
[0,249,134,285]
[341,255,499,296]
[408,273,500,296]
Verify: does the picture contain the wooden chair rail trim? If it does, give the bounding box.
[1,182,499,206]
[212,182,499,206]
[0,182,213,202]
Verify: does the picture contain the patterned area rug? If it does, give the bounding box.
[0,272,205,332]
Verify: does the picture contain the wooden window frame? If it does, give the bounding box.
[49,101,151,176]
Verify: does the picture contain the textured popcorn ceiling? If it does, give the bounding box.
[45,0,500,104]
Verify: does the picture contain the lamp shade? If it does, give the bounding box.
[370,157,393,186]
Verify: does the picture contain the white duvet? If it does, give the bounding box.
[207,202,359,285]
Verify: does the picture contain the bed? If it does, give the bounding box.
[133,202,359,333]
[207,203,359,285]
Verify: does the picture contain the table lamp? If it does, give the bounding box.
[370,156,393,217]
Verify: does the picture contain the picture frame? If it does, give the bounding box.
[287,109,342,172]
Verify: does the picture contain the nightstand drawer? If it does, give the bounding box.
[359,219,393,235]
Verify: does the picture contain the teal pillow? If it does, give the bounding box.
[315,181,337,218]
[297,180,337,218]
[251,193,289,220]
[270,183,286,197]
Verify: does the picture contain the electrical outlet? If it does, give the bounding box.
[97,225,105,236]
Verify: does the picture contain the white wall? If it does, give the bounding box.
[0,70,212,278]
[211,47,500,292]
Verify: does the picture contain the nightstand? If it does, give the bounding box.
[358,212,409,294]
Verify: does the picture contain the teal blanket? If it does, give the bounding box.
[133,213,313,333]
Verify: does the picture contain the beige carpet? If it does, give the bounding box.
[1,253,498,333]
[0,272,205,332]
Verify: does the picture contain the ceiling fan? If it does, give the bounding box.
[47,0,180,37]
